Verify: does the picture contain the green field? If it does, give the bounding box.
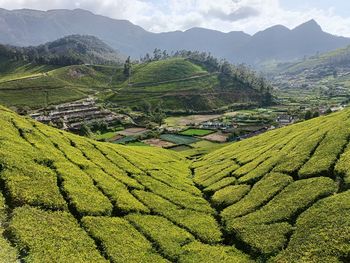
[160,134,200,145]
[0,104,350,262]
[180,128,214,136]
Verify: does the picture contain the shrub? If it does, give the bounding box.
[227,177,338,231]
[178,241,253,263]
[211,184,250,208]
[299,124,350,178]
[136,175,213,214]
[126,214,194,261]
[203,177,237,194]
[221,173,293,221]
[132,190,222,244]
[82,216,166,262]
[9,206,106,262]
[55,161,113,216]
[272,191,350,262]
[234,222,293,256]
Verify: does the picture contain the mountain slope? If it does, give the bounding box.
[0,35,124,65]
[108,57,268,112]
[0,9,349,65]
[276,44,350,74]
[0,106,249,262]
[0,58,121,108]
[0,54,271,111]
[194,109,350,261]
[0,105,350,261]
[241,20,350,65]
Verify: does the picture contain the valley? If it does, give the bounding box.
[0,5,350,262]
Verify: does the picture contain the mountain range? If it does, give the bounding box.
[0,8,350,65]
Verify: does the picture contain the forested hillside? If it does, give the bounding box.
[0,105,349,262]
[0,35,123,66]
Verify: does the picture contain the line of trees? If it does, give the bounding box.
[0,44,85,66]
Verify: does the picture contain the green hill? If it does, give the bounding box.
[0,58,121,108]
[268,45,350,74]
[0,35,126,109]
[0,55,271,111]
[0,105,349,262]
[108,57,268,112]
[0,35,124,66]
[130,58,207,83]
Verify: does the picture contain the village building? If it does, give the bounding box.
[30,97,130,131]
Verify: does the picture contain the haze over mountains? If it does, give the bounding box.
[1,8,350,65]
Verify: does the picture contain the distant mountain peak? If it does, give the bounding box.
[293,19,322,32]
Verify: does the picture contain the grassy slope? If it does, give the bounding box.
[0,57,57,82]
[0,57,261,111]
[274,45,350,74]
[130,58,207,84]
[0,57,122,108]
[0,106,350,261]
[194,109,350,261]
[109,58,260,112]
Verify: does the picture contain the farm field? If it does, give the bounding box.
[180,128,214,136]
[142,138,176,148]
[202,132,229,142]
[160,134,200,145]
[0,105,349,262]
[117,128,149,136]
[165,114,221,129]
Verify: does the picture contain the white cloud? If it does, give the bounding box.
[0,0,349,36]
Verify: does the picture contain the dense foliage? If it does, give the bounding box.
[0,35,122,66]
[0,106,349,262]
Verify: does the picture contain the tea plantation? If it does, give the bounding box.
[0,105,349,262]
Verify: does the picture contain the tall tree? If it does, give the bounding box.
[123,56,132,78]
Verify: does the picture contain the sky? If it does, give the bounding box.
[0,0,349,36]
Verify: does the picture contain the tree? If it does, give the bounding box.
[304,110,312,120]
[80,123,92,137]
[57,118,65,129]
[220,60,232,75]
[153,48,162,61]
[152,111,165,127]
[312,111,320,118]
[123,56,132,78]
[152,105,165,126]
[325,108,333,114]
[162,50,169,60]
[144,53,151,62]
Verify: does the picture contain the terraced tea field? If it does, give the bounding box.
[0,105,349,262]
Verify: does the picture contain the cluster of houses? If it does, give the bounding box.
[30,97,130,131]
[276,114,296,125]
[200,121,236,130]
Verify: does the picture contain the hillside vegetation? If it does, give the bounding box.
[109,54,271,112]
[0,105,349,262]
[0,52,272,111]
[0,35,123,66]
[0,59,121,108]
[280,46,350,73]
